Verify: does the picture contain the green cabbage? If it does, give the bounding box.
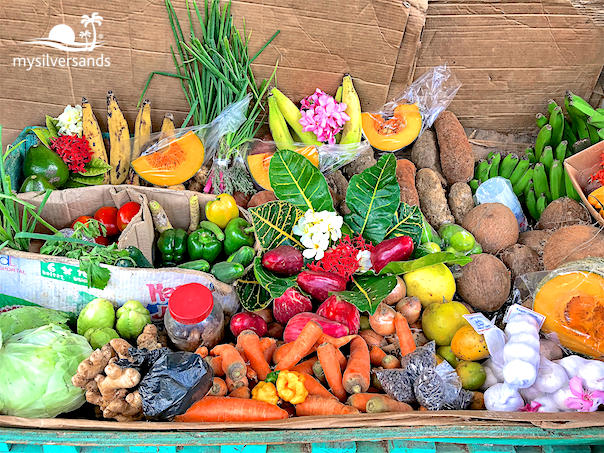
[0,307,70,343]
[0,324,92,418]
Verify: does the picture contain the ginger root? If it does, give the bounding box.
[137,324,164,350]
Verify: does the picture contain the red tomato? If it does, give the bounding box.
[93,235,112,246]
[94,206,119,237]
[72,216,92,229]
[117,202,141,231]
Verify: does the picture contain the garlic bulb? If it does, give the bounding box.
[556,355,588,379]
[503,359,538,389]
[578,361,604,391]
[484,383,524,411]
[532,357,568,394]
[534,395,561,413]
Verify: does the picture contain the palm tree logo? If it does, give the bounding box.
[79,30,91,46]
[25,12,105,52]
[81,13,103,51]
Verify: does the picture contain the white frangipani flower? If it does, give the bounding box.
[356,250,373,273]
[301,232,330,261]
[56,105,83,136]
[293,209,343,253]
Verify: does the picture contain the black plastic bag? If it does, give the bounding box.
[114,347,171,374]
[138,351,213,420]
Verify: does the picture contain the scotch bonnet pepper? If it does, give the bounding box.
[157,228,188,266]
[187,228,223,263]
[276,371,308,404]
[205,194,240,229]
[251,381,279,405]
[224,217,255,256]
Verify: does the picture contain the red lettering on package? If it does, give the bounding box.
[147,283,176,302]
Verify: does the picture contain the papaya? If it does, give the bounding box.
[533,258,604,358]
[131,131,204,186]
[247,146,319,191]
[361,103,422,152]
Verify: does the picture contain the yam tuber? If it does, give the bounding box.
[416,168,455,230]
[434,111,474,185]
[448,182,475,224]
[410,128,447,187]
[395,159,420,207]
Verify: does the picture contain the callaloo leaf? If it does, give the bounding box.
[379,252,473,275]
[249,201,304,250]
[333,274,397,315]
[253,257,297,299]
[269,149,333,212]
[45,116,59,138]
[236,268,271,311]
[386,202,423,246]
[345,154,400,243]
[68,173,106,186]
[78,158,112,176]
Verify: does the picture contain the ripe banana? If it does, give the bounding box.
[533,163,551,202]
[509,157,530,187]
[525,147,536,164]
[549,106,564,149]
[535,124,552,162]
[489,153,501,179]
[268,94,295,151]
[159,113,175,141]
[335,86,343,103]
[549,159,566,200]
[547,99,558,116]
[81,97,110,184]
[512,167,534,197]
[536,113,548,128]
[525,187,540,221]
[107,91,131,185]
[127,99,152,185]
[555,140,567,162]
[271,88,321,146]
[339,75,362,145]
[565,168,581,202]
[499,153,519,179]
[539,146,554,174]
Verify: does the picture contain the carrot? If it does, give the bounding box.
[195,346,209,358]
[370,346,387,367]
[290,357,317,375]
[260,337,277,364]
[208,377,228,396]
[382,355,401,369]
[359,330,385,348]
[276,321,323,371]
[205,356,225,377]
[342,336,370,394]
[366,395,413,413]
[394,313,416,356]
[299,372,336,399]
[272,342,293,365]
[312,360,326,383]
[238,331,272,380]
[316,343,347,402]
[226,376,248,392]
[229,386,251,399]
[211,344,247,381]
[316,334,357,349]
[236,345,248,363]
[246,364,257,381]
[334,347,347,371]
[346,393,377,412]
[295,395,360,416]
[174,396,289,422]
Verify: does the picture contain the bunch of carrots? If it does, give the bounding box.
[174,313,416,423]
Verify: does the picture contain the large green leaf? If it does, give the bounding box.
[249,201,304,250]
[378,252,473,275]
[236,268,271,312]
[269,149,333,212]
[332,274,397,316]
[77,158,112,176]
[33,128,53,148]
[386,202,423,246]
[253,257,297,299]
[45,116,59,137]
[68,173,105,186]
[345,154,400,244]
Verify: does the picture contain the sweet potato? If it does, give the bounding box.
[448,182,475,224]
[434,111,474,185]
[416,168,455,230]
[395,159,419,207]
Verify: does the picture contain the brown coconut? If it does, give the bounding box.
[500,244,543,281]
[462,203,519,255]
[518,229,553,258]
[536,197,591,231]
[542,224,604,270]
[457,253,511,312]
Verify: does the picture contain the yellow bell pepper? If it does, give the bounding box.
[588,186,604,216]
[205,194,239,229]
[251,381,279,405]
[276,371,308,405]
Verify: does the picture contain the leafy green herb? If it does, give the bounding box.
[386,202,423,247]
[345,154,400,244]
[45,116,59,137]
[333,274,397,315]
[68,173,106,186]
[378,252,473,275]
[253,257,296,299]
[33,128,53,148]
[249,201,304,250]
[77,158,112,176]
[236,267,271,311]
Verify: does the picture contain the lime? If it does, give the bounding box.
[456,361,487,390]
[437,345,459,368]
[450,231,475,252]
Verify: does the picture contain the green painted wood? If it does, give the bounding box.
[0,444,11,452]
[542,447,591,453]
[129,448,177,453]
[468,445,516,453]
[43,446,80,453]
[432,444,468,453]
[390,440,436,453]
[356,441,387,453]
[312,442,357,453]
[221,446,267,453]
[182,447,220,453]
[267,446,305,453]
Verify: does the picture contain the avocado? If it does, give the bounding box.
[19,175,56,193]
[23,145,69,187]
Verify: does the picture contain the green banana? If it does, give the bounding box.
[469,179,479,192]
[536,113,548,128]
[566,91,599,118]
[536,194,548,217]
[535,124,552,161]
[555,140,567,162]
[565,169,581,202]
[533,163,551,202]
[487,151,495,160]
[588,124,600,145]
[475,159,491,183]
[509,158,530,186]
[547,99,558,116]
[573,113,590,141]
[587,114,604,129]
[499,153,519,179]
[549,106,564,149]
[524,179,534,200]
[513,167,534,197]
[563,118,578,145]
[489,153,502,179]
[599,128,604,141]
[525,147,537,164]
[549,159,566,200]
[525,187,540,221]
[539,146,554,174]
[474,159,487,179]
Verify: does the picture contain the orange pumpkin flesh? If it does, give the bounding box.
[533,271,604,358]
[131,131,205,186]
[247,146,319,191]
[361,104,422,152]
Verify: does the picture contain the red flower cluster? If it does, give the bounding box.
[308,234,374,281]
[591,151,604,186]
[50,135,92,173]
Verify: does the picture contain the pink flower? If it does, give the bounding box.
[519,401,542,412]
[299,89,350,144]
[565,376,604,412]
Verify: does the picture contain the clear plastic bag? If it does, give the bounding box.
[414,361,463,411]
[129,96,249,187]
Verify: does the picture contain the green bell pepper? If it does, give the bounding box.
[187,228,223,263]
[157,228,188,266]
[224,217,255,256]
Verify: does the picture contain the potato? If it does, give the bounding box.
[448,182,475,224]
[462,203,519,255]
[248,190,277,208]
[500,244,542,281]
[542,224,604,270]
[518,229,553,257]
[395,159,420,207]
[457,253,511,312]
[410,129,447,186]
[536,197,591,230]
[416,168,455,230]
[434,111,474,185]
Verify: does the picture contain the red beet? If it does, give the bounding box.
[296,270,347,302]
[273,287,313,325]
[261,245,303,276]
[316,295,361,334]
[283,313,349,343]
[370,236,414,273]
[230,312,268,337]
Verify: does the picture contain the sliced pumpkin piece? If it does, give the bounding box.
[248,146,319,191]
[131,131,204,186]
[361,103,422,152]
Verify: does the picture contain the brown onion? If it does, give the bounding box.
[395,296,422,324]
[359,329,386,348]
[254,308,274,324]
[383,276,406,305]
[368,303,397,335]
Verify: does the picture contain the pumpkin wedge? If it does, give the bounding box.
[361,103,422,152]
[248,146,319,191]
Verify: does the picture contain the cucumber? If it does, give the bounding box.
[227,246,255,267]
[178,259,211,273]
[116,246,153,268]
[211,262,245,284]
